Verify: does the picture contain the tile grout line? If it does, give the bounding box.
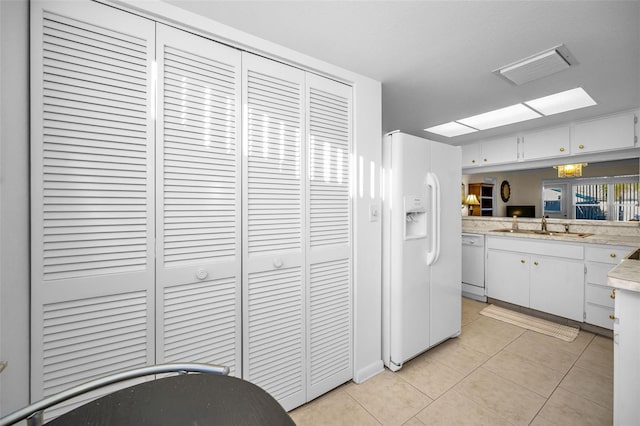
[527,331,599,424]
[340,385,385,425]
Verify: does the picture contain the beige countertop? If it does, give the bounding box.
[463,216,640,247]
[608,260,640,293]
[608,252,640,293]
[478,230,640,247]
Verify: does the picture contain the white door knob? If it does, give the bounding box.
[196,269,208,280]
[273,258,283,269]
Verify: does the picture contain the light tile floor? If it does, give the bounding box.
[289,297,613,426]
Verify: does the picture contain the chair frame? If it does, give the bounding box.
[0,363,229,426]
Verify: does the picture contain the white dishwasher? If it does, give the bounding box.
[462,233,486,301]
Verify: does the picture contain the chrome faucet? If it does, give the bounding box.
[541,216,548,232]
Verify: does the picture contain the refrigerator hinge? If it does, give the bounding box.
[389,359,403,371]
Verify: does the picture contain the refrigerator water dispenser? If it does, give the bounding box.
[404,196,427,239]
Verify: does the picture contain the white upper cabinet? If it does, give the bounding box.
[481,136,519,165]
[462,111,637,170]
[461,143,481,168]
[571,112,636,154]
[461,136,518,168]
[521,126,571,160]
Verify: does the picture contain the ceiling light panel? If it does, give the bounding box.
[495,45,573,86]
[525,87,596,116]
[424,121,477,137]
[457,104,541,130]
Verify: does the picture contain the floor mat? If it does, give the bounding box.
[479,304,579,342]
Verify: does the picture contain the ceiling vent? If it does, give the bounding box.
[494,45,575,85]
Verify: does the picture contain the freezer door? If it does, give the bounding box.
[429,141,462,346]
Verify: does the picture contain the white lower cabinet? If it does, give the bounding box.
[487,236,584,321]
[613,288,640,425]
[585,245,634,329]
[529,256,584,322]
[487,250,529,306]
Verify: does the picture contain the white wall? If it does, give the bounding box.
[0,0,30,414]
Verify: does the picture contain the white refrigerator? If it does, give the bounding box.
[382,131,462,371]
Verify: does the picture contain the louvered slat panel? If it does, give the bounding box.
[309,259,351,385]
[155,24,241,377]
[306,74,353,401]
[163,278,238,376]
[162,43,238,268]
[40,11,150,281]
[308,87,351,248]
[242,55,306,410]
[42,291,148,418]
[246,67,303,254]
[246,267,304,401]
[31,2,155,411]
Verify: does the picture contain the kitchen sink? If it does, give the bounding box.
[491,228,593,238]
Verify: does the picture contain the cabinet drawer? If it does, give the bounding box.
[487,236,583,259]
[585,302,614,330]
[585,283,615,308]
[586,262,616,285]
[585,245,634,264]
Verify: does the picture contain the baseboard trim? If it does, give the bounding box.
[353,360,384,383]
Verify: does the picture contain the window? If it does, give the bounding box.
[543,175,639,221]
[543,183,568,218]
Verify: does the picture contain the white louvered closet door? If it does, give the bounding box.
[305,74,353,401]
[155,25,242,375]
[242,53,307,411]
[30,0,155,413]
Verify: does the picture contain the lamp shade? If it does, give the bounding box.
[464,194,480,206]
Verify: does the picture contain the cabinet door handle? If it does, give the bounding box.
[471,159,476,164]
[520,259,525,264]
[610,289,616,299]
[533,261,539,266]
[610,253,617,258]
[559,147,565,152]
[483,158,488,162]
[609,314,616,320]
[578,144,585,149]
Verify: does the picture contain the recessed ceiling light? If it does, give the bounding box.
[424,121,477,137]
[457,104,542,130]
[424,87,597,137]
[525,87,596,116]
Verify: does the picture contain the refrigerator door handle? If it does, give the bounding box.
[426,172,440,265]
